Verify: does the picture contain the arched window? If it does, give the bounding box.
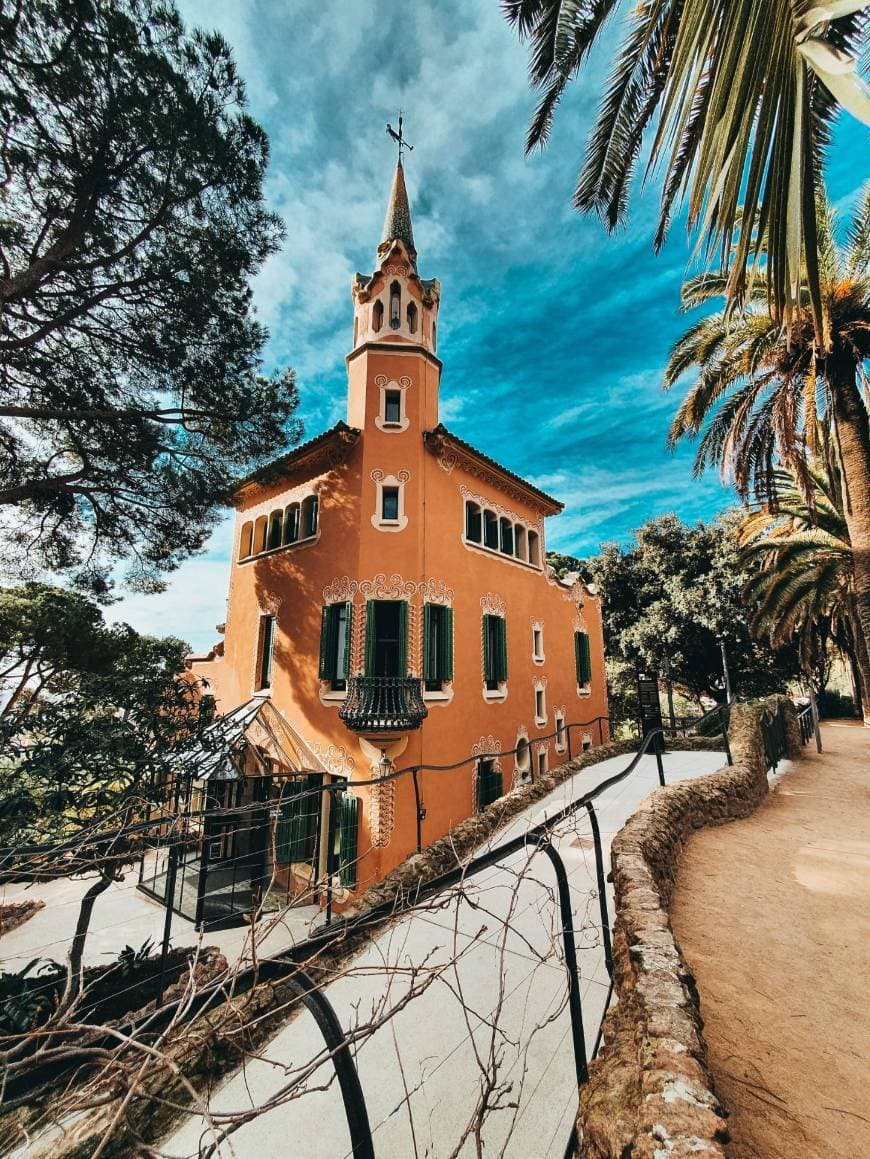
[253,515,268,555]
[515,738,531,777]
[528,529,541,566]
[465,501,482,543]
[283,503,300,545]
[499,517,514,556]
[407,302,418,334]
[484,510,499,550]
[372,299,384,332]
[432,321,437,350]
[239,521,253,561]
[514,525,526,561]
[267,511,283,551]
[301,494,318,538]
[390,281,401,329]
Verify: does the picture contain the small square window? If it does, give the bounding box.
[384,390,402,424]
[533,627,543,661]
[537,750,547,778]
[535,688,545,720]
[382,486,400,521]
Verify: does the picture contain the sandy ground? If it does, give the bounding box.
[671,721,870,1159]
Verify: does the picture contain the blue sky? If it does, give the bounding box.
[110,0,868,651]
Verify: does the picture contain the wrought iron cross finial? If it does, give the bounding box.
[386,111,413,163]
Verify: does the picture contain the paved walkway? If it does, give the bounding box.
[671,721,870,1159]
[156,749,728,1159]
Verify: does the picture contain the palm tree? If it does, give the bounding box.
[739,464,870,721]
[665,189,870,661]
[504,0,869,337]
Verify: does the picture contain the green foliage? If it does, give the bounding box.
[546,551,591,583]
[816,688,858,719]
[0,958,64,1034]
[584,513,800,710]
[0,0,302,591]
[0,583,209,845]
[664,192,870,507]
[505,0,868,334]
[116,938,156,976]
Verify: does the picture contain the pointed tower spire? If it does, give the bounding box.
[381,159,415,256]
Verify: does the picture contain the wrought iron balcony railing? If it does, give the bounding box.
[339,676,428,734]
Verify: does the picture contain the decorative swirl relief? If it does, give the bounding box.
[370,468,411,484]
[480,592,506,617]
[471,734,502,758]
[325,574,455,607]
[374,374,412,390]
[371,777,396,848]
[309,742,356,778]
[383,264,409,276]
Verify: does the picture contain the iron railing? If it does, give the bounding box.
[797,702,814,746]
[761,701,788,771]
[338,675,428,733]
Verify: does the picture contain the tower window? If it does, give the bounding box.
[267,511,283,551]
[432,321,437,350]
[381,486,400,522]
[465,501,482,543]
[407,302,418,333]
[390,281,401,329]
[283,503,300,545]
[372,299,384,332]
[384,390,402,424]
[257,614,276,691]
[239,521,253,561]
[484,511,499,550]
[535,687,546,723]
[528,529,541,566]
[499,517,514,556]
[301,494,318,538]
[532,625,544,662]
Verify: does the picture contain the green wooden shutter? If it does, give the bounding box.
[441,606,454,680]
[341,602,353,679]
[319,606,333,680]
[276,784,306,864]
[364,601,376,676]
[398,600,409,675]
[423,603,433,682]
[574,631,583,684]
[497,617,508,682]
[580,632,592,684]
[338,794,360,889]
[482,614,492,682]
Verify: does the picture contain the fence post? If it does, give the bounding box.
[156,838,179,1007]
[537,840,589,1086]
[584,802,613,978]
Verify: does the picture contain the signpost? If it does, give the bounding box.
[636,671,666,782]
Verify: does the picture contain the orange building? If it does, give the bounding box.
[187,158,607,912]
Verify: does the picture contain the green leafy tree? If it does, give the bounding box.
[504,0,869,336]
[583,513,800,715]
[0,0,302,591]
[0,583,210,1000]
[739,464,870,719]
[665,191,870,660]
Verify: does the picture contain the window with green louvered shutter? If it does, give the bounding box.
[398,600,408,675]
[340,602,352,681]
[497,617,508,682]
[581,632,592,683]
[338,793,360,889]
[319,606,336,680]
[423,603,433,682]
[483,614,493,685]
[441,606,454,680]
[364,600,376,676]
[275,777,320,866]
[575,630,591,685]
[476,760,503,810]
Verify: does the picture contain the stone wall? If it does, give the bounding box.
[578,697,801,1158]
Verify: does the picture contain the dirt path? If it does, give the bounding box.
[670,721,870,1159]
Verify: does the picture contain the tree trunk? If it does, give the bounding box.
[848,602,870,727]
[59,867,116,1010]
[830,358,870,724]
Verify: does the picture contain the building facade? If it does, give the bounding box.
[187,159,608,912]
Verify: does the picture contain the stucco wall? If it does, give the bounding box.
[578,697,801,1158]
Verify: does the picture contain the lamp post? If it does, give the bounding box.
[720,639,732,703]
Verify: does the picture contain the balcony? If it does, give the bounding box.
[339,676,428,734]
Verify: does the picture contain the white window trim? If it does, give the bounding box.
[482,682,508,703]
[423,681,454,705]
[534,682,547,727]
[532,622,545,664]
[319,684,348,705]
[554,712,567,753]
[535,745,549,778]
[374,376,411,433]
[371,471,409,532]
[514,733,532,780]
